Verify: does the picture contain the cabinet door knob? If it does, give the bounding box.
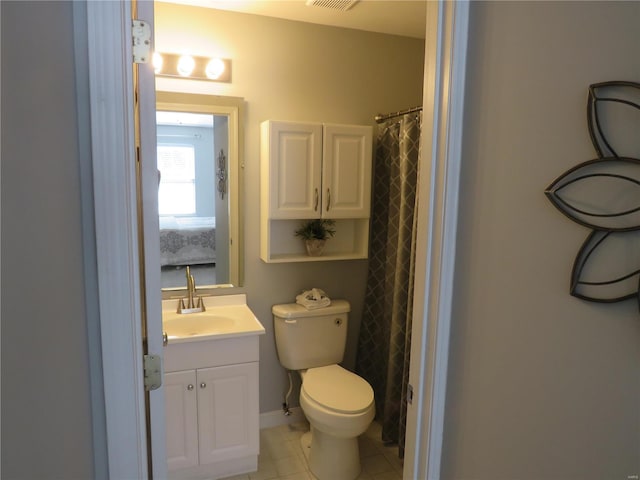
[326,188,331,211]
[314,188,319,211]
[200,382,207,389]
[187,384,194,391]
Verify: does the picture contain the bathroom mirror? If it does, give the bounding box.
[156,91,243,290]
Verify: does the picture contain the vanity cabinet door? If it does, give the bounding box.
[322,124,372,218]
[165,370,199,471]
[261,120,323,219]
[196,362,259,465]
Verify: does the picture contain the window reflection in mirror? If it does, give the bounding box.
[156,92,243,291]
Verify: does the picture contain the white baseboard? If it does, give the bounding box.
[260,406,306,429]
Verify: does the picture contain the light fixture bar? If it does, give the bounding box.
[154,53,232,83]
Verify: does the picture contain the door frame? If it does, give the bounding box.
[81,1,469,478]
[82,1,150,478]
[81,0,167,477]
[404,1,469,478]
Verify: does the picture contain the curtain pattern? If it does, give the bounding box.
[356,112,421,458]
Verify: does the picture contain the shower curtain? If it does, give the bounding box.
[355,110,421,458]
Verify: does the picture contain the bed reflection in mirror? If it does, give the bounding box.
[156,92,242,290]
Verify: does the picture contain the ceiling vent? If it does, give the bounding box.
[305,0,360,12]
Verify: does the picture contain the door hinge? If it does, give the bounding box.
[407,383,414,405]
[143,354,163,391]
[132,19,151,64]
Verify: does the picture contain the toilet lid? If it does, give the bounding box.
[302,365,374,414]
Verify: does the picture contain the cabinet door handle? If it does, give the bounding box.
[187,384,194,391]
[314,188,319,211]
[326,188,331,211]
[200,382,207,389]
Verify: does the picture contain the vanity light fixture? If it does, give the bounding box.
[153,52,232,83]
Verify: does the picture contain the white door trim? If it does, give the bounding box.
[404,1,469,479]
[83,1,149,478]
[136,1,168,477]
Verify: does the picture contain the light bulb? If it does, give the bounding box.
[152,52,163,74]
[205,58,226,80]
[177,55,195,76]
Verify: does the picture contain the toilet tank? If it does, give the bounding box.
[273,300,350,370]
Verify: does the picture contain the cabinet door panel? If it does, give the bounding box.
[266,121,323,219]
[165,370,199,471]
[323,124,372,218]
[197,362,259,464]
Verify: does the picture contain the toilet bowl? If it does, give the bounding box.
[299,364,375,480]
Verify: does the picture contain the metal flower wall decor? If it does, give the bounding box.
[545,81,640,310]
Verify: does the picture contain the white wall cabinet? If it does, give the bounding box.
[262,121,323,219]
[260,120,373,262]
[164,334,261,479]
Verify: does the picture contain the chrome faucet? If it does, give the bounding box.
[177,266,206,314]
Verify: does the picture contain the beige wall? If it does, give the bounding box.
[444,1,640,478]
[154,3,425,413]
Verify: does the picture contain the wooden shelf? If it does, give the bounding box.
[260,218,369,263]
[265,253,368,263]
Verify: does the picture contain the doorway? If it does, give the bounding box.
[82,1,469,478]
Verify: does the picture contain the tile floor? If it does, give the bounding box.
[221,421,403,480]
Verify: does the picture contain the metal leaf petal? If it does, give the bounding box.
[545,157,640,231]
[570,230,640,303]
[587,81,640,158]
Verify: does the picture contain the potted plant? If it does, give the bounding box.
[294,219,336,256]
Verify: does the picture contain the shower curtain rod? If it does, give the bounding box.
[374,105,422,123]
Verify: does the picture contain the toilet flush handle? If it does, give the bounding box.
[284,319,297,324]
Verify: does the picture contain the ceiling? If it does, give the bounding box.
[161,0,427,39]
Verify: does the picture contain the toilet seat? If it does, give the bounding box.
[302,364,373,414]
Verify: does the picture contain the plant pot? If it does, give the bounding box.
[305,239,326,256]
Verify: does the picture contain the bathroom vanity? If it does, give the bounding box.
[162,294,265,479]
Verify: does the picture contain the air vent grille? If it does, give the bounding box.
[305,0,360,12]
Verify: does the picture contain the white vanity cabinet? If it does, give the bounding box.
[164,331,261,479]
[165,370,198,470]
[260,120,373,262]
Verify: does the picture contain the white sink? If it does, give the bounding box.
[162,294,265,344]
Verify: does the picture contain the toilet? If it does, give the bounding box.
[272,300,375,480]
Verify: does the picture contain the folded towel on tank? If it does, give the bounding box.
[296,288,331,310]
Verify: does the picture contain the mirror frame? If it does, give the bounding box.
[156,91,244,292]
